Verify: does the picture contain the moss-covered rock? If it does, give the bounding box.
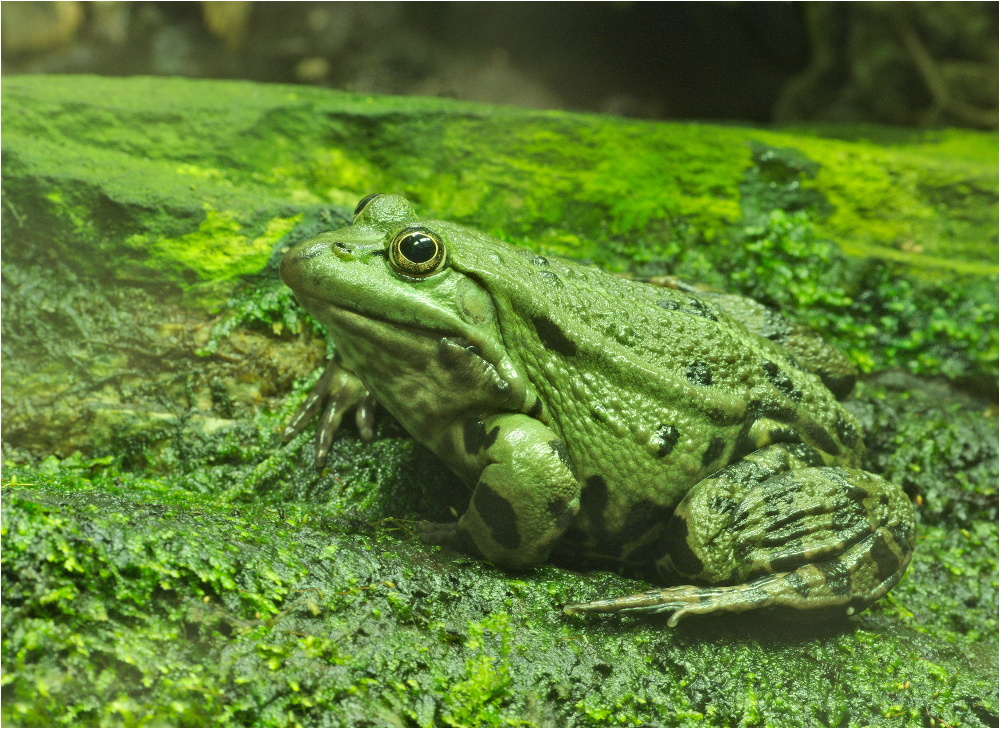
[2,75,997,727]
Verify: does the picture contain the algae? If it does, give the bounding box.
[2,75,997,727]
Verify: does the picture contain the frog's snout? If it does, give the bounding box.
[280,236,338,287]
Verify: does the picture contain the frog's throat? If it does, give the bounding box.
[303,297,530,414]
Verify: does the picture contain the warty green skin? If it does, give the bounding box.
[280,194,916,625]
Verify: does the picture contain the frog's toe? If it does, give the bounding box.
[415,520,459,546]
[564,576,843,627]
[282,361,340,443]
[564,585,718,627]
[355,392,378,443]
[282,359,375,467]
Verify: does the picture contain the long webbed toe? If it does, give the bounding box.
[282,358,376,467]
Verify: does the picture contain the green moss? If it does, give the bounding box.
[121,207,302,307]
[5,462,998,728]
[2,75,998,727]
[751,128,998,273]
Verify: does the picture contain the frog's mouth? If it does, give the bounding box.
[295,292,522,417]
[292,291,472,346]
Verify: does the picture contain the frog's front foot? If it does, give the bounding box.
[282,358,378,467]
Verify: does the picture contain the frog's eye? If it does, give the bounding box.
[353,193,384,219]
[388,226,446,277]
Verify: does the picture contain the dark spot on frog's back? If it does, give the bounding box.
[532,315,578,356]
[464,418,499,455]
[537,271,563,287]
[761,359,802,402]
[748,399,798,424]
[657,296,718,321]
[547,496,575,530]
[760,309,793,342]
[685,361,713,386]
[472,482,521,549]
[651,423,680,457]
[835,415,859,449]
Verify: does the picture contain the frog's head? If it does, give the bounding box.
[281,194,526,426]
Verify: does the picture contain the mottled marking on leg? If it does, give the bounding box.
[701,437,726,466]
[801,421,841,456]
[784,570,811,597]
[708,494,738,515]
[869,531,901,583]
[831,496,866,533]
[532,315,578,356]
[463,418,486,455]
[784,442,826,468]
[484,425,500,450]
[815,556,853,596]
[472,482,521,549]
[663,512,704,577]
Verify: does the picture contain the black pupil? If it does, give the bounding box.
[399,233,437,264]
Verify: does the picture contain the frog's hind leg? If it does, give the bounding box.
[564,443,916,626]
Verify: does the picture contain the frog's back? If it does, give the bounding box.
[447,229,863,557]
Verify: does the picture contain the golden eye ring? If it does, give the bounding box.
[388,226,446,276]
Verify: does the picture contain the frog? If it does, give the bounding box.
[279,193,916,626]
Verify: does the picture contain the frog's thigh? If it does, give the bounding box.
[419,413,581,569]
[666,447,915,620]
[567,443,915,624]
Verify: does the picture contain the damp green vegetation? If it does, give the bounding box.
[2,75,998,727]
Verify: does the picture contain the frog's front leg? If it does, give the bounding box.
[418,414,581,569]
[565,443,916,625]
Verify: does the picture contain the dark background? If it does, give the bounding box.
[3,1,997,128]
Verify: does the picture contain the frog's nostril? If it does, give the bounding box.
[333,241,352,253]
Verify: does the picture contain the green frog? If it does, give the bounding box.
[280,194,915,625]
